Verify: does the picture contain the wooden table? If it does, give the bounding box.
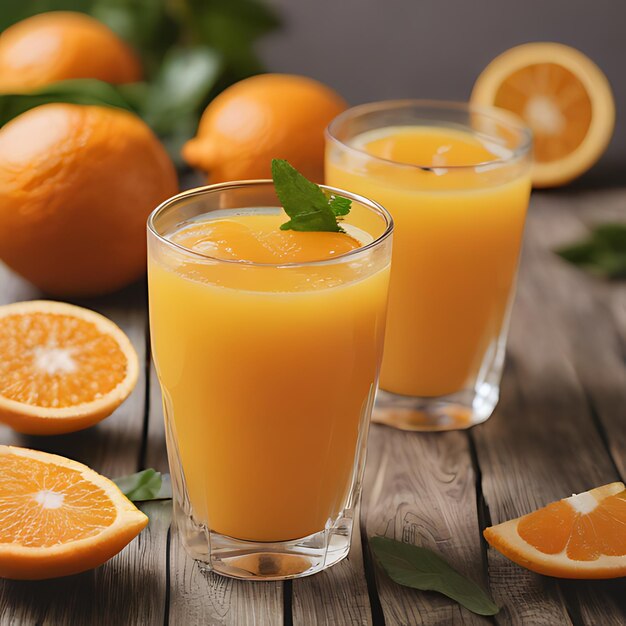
[0,188,624,625]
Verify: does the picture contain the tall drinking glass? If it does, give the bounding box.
[326,101,532,430]
[147,181,392,579]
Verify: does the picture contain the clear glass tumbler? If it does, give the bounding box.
[326,101,532,430]
[147,181,393,580]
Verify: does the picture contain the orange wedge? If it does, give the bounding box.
[0,445,148,579]
[0,300,139,435]
[471,42,615,187]
[484,482,626,579]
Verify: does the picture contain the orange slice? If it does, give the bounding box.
[0,445,148,579]
[471,42,615,187]
[484,482,626,579]
[0,300,139,435]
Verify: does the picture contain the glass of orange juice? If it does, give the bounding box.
[147,181,392,580]
[326,101,532,431]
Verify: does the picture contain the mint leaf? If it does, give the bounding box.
[271,159,351,233]
[113,469,172,502]
[556,223,626,279]
[370,537,499,616]
[329,195,352,217]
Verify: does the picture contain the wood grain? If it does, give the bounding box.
[292,509,372,626]
[0,272,147,476]
[541,189,626,480]
[525,192,626,625]
[472,360,574,625]
[473,193,625,625]
[0,188,624,625]
[0,268,167,626]
[362,425,490,625]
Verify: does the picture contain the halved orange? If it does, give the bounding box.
[0,445,148,579]
[0,300,139,435]
[484,482,626,579]
[471,42,615,187]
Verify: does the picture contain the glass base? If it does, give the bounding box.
[175,501,353,581]
[372,381,499,431]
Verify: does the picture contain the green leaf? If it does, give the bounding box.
[137,46,222,165]
[0,0,278,163]
[593,223,626,249]
[113,469,172,502]
[370,537,499,616]
[90,0,179,78]
[181,0,280,80]
[329,195,352,217]
[116,81,151,112]
[556,223,626,279]
[142,46,222,136]
[272,159,346,233]
[0,79,138,127]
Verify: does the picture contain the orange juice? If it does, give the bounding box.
[327,125,531,397]
[148,211,390,542]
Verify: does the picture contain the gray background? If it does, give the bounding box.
[260,0,624,185]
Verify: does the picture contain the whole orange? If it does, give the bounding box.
[0,103,178,296]
[0,11,141,91]
[182,73,347,183]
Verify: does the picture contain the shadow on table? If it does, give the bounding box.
[3,421,143,473]
[558,578,626,622]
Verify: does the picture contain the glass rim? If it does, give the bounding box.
[147,179,394,269]
[326,99,533,171]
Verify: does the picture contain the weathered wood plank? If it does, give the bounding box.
[521,192,626,625]
[362,425,489,625]
[541,189,626,479]
[472,362,574,626]
[292,508,372,626]
[0,186,624,625]
[560,579,626,626]
[0,269,147,475]
[0,266,167,626]
[147,351,285,625]
[473,194,625,625]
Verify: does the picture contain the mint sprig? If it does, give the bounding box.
[271,159,351,232]
[370,536,499,616]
